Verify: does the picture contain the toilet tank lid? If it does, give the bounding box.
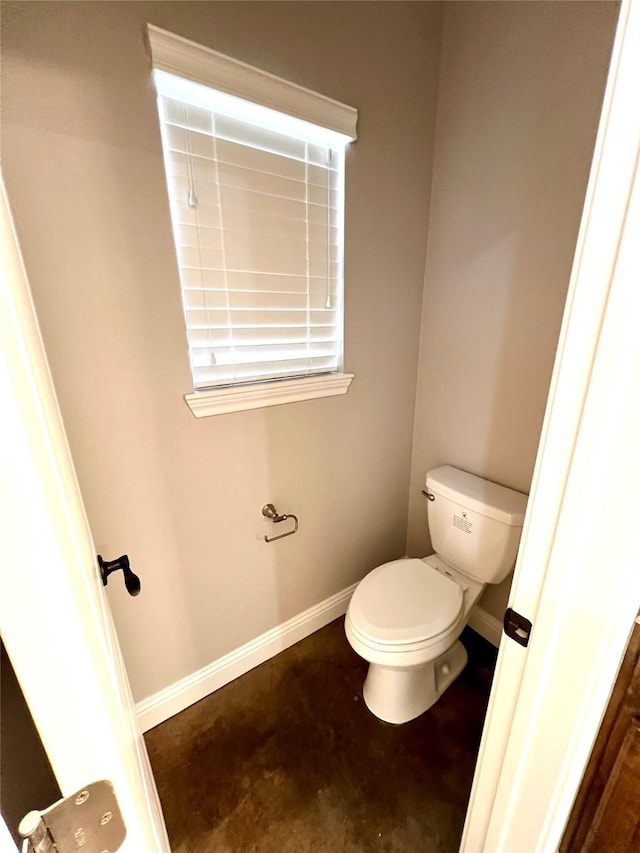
[426,466,528,526]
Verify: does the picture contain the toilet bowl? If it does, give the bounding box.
[345,554,484,723]
[345,465,528,724]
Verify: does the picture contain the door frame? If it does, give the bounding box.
[0,178,169,851]
[462,0,640,848]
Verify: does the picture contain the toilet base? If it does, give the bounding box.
[362,640,468,724]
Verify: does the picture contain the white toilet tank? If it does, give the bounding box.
[426,466,528,584]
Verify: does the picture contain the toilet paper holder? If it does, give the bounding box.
[262,504,299,542]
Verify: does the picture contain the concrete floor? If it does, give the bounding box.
[145,619,496,852]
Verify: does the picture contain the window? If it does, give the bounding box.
[147,26,357,416]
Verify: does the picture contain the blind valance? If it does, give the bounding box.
[147,24,358,140]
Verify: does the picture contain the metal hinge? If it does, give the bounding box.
[19,780,126,853]
[503,607,533,647]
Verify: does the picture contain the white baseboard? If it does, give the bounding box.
[137,587,502,732]
[136,582,358,732]
[468,605,503,648]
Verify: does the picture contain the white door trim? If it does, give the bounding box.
[0,177,169,851]
[462,0,640,848]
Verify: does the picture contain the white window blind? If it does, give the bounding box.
[153,69,351,391]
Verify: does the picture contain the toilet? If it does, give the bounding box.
[345,465,528,724]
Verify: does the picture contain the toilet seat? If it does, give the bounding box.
[346,615,454,656]
[347,558,464,646]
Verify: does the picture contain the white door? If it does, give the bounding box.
[0,178,169,851]
[462,0,640,849]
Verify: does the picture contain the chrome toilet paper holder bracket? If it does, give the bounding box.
[262,504,299,542]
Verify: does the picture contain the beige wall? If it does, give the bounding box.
[1,2,443,700]
[407,1,618,618]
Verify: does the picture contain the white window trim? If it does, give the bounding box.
[147,25,357,417]
[184,372,354,417]
[146,25,357,140]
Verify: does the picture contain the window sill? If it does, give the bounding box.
[184,372,354,418]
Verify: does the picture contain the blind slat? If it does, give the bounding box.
[193,341,336,363]
[193,357,339,388]
[188,333,339,348]
[180,279,338,306]
[167,148,339,194]
[162,107,340,169]
[185,308,339,327]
